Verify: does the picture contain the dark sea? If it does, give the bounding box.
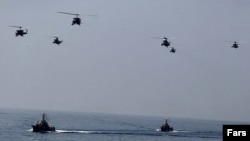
[0,108,235,141]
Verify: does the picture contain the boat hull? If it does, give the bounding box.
[32,125,55,132]
[160,126,173,132]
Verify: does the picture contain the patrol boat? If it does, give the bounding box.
[32,113,56,132]
[160,119,173,132]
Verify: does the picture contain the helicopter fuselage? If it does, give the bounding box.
[232,43,238,48]
[16,29,28,37]
[53,38,63,45]
[161,40,170,47]
[170,47,176,53]
[72,17,81,25]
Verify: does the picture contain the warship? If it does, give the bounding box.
[32,113,56,132]
[160,119,173,132]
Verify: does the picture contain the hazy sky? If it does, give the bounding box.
[1,0,250,122]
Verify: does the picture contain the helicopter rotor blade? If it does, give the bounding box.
[83,14,99,17]
[239,41,248,44]
[150,36,164,39]
[225,40,247,44]
[150,36,176,40]
[57,12,78,16]
[45,36,51,38]
[44,36,59,38]
[9,26,22,29]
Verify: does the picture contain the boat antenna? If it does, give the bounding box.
[42,113,48,121]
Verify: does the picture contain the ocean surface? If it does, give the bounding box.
[0,108,240,141]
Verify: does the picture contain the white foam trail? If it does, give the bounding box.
[26,128,33,132]
[156,129,161,132]
[174,130,194,133]
[56,130,95,134]
[156,128,179,133]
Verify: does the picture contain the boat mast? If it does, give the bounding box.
[42,113,47,121]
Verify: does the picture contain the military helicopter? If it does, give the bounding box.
[45,36,63,45]
[151,36,174,47]
[9,26,28,37]
[52,37,63,45]
[231,41,238,48]
[226,41,247,49]
[170,47,176,53]
[161,37,171,47]
[57,12,98,26]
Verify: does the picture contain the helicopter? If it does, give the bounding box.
[52,37,63,45]
[231,41,238,48]
[57,12,81,25]
[9,26,28,37]
[57,12,98,26]
[170,47,176,53]
[161,37,171,47]
[151,36,174,48]
[226,41,247,49]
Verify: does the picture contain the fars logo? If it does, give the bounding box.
[223,125,250,141]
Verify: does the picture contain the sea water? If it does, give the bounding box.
[0,108,230,141]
